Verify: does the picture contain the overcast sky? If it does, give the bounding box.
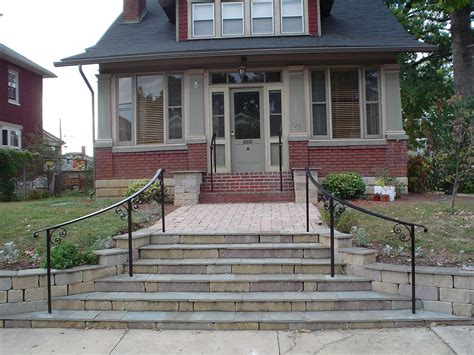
[0,0,123,155]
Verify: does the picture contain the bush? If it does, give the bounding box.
[43,241,97,270]
[407,155,435,193]
[27,189,49,200]
[322,173,366,200]
[322,209,358,234]
[0,148,31,201]
[124,180,167,203]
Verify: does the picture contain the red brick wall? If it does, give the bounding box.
[289,140,408,177]
[95,143,207,180]
[308,0,319,36]
[0,58,43,143]
[123,0,146,22]
[201,172,294,192]
[178,0,188,41]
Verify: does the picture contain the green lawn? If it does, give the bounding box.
[0,194,158,258]
[344,195,474,262]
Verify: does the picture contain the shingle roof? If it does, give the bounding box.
[1,44,56,78]
[56,0,434,67]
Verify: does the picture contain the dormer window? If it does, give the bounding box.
[192,3,215,37]
[281,0,304,34]
[222,2,244,36]
[251,0,274,34]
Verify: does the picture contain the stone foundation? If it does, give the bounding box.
[293,168,318,203]
[173,171,203,206]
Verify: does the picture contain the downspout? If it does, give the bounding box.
[79,65,96,197]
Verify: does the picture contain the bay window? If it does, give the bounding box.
[192,3,215,37]
[311,68,383,139]
[281,0,303,34]
[222,2,244,36]
[251,0,273,34]
[116,74,183,145]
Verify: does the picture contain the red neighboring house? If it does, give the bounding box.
[0,44,56,150]
[57,0,434,201]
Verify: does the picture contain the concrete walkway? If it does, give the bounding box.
[149,203,323,234]
[0,326,472,354]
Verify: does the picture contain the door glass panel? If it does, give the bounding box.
[212,92,225,138]
[269,91,282,137]
[234,91,260,139]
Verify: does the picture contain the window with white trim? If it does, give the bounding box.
[310,68,382,139]
[116,74,183,145]
[251,0,273,34]
[192,3,215,37]
[281,0,303,33]
[8,69,20,105]
[1,127,21,149]
[222,2,244,36]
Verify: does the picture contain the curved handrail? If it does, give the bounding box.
[210,133,217,191]
[305,167,427,231]
[33,168,164,236]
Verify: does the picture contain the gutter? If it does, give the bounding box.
[54,44,437,67]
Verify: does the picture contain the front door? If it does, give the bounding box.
[231,89,265,172]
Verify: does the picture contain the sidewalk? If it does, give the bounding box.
[0,326,472,354]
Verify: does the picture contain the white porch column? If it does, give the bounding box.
[287,66,309,141]
[384,65,408,140]
[96,74,113,147]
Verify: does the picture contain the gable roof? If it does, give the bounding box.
[1,44,56,78]
[56,0,435,67]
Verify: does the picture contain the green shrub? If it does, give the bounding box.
[42,241,97,270]
[407,156,435,193]
[124,180,167,203]
[0,148,31,201]
[322,209,358,234]
[27,189,49,200]
[322,173,365,200]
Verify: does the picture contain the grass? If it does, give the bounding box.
[0,193,159,260]
[335,195,474,262]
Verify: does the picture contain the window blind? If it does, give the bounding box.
[137,75,164,144]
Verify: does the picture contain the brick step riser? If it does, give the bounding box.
[199,192,295,203]
[126,264,344,275]
[149,235,319,244]
[6,318,465,331]
[94,281,372,293]
[52,299,417,313]
[139,249,330,259]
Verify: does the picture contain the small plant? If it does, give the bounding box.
[351,226,369,247]
[322,209,357,234]
[396,245,405,257]
[414,246,423,257]
[93,236,115,250]
[124,180,167,203]
[459,250,465,264]
[375,170,406,199]
[322,173,366,200]
[383,244,393,257]
[27,189,49,200]
[0,241,19,264]
[43,241,97,270]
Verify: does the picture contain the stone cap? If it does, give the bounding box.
[93,248,128,256]
[338,247,378,255]
[365,262,474,276]
[173,170,205,174]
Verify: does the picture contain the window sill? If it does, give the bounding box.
[112,144,188,153]
[8,100,20,106]
[308,139,387,147]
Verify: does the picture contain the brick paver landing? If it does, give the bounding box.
[151,203,323,233]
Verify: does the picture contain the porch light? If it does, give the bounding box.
[239,56,247,80]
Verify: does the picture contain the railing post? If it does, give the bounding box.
[411,225,416,314]
[279,129,283,192]
[214,142,217,174]
[210,145,214,192]
[127,199,133,277]
[306,171,309,233]
[46,229,52,313]
[160,171,166,233]
[329,198,335,278]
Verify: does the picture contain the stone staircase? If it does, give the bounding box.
[14,231,466,330]
[199,172,295,203]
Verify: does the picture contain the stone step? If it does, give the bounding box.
[94,274,372,293]
[139,243,329,259]
[2,310,469,330]
[52,291,420,312]
[127,258,344,274]
[149,233,320,245]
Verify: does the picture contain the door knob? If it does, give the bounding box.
[231,130,235,137]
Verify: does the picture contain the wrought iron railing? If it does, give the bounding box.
[33,168,166,313]
[305,167,427,314]
[209,133,217,192]
[279,125,283,192]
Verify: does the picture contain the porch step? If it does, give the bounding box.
[199,191,295,203]
[149,233,319,245]
[128,258,344,274]
[139,243,329,259]
[94,274,372,293]
[52,291,420,312]
[200,172,294,193]
[3,310,469,330]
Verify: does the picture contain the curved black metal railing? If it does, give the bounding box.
[278,125,283,192]
[34,168,166,313]
[209,133,217,192]
[305,167,427,314]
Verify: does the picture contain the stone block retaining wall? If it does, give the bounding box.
[341,249,474,317]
